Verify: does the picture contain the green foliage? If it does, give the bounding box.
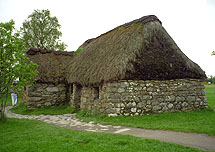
[211,50,215,56]
[0,118,204,152]
[21,9,67,51]
[77,109,107,119]
[74,47,83,55]
[0,20,38,119]
[78,109,92,117]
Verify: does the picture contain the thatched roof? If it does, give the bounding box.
[27,48,74,84]
[68,15,206,86]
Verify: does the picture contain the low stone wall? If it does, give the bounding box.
[23,83,68,108]
[80,79,208,116]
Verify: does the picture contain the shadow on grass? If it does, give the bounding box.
[0,114,8,123]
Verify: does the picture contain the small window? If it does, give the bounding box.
[94,87,99,100]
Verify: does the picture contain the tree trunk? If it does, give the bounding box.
[2,88,9,118]
[0,88,9,120]
[0,92,4,120]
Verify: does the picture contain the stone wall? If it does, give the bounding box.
[23,83,68,108]
[79,79,208,116]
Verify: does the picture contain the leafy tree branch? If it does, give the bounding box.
[20,9,67,51]
[0,20,38,120]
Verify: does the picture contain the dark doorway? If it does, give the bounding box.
[72,83,82,109]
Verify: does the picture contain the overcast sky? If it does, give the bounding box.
[1,0,215,76]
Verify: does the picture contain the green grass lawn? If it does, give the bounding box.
[11,103,75,115]
[205,85,215,108]
[77,108,215,135]
[0,118,208,152]
[76,85,215,136]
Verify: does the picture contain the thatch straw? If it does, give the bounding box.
[27,48,74,84]
[68,15,206,86]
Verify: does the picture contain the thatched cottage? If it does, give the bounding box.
[24,15,208,116]
[68,15,208,116]
[23,48,73,108]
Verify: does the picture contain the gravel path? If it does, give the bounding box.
[5,106,215,151]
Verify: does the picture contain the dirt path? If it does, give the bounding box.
[5,106,215,151]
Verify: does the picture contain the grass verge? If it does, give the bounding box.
[77,108,215,136]
[11,102,75,115]
[0,118,207,152]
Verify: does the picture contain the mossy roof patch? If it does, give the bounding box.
[80,15,160,48]
[68,15,206,86]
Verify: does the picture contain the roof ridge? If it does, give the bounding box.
[26,48,74,56]
[81,15,161,48]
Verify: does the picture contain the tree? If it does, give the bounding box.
[0,20,38,120]
[212,50,215,56]
[206,75,215,84]
[20,9,67,51]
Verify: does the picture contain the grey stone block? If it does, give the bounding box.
[152,106,161,111]
[46,87,59,92]
[176,96,185,102]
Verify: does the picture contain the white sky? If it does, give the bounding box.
[0,0,215,76]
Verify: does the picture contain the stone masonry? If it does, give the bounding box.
[23,83,68,108]
[79,79,208,116]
